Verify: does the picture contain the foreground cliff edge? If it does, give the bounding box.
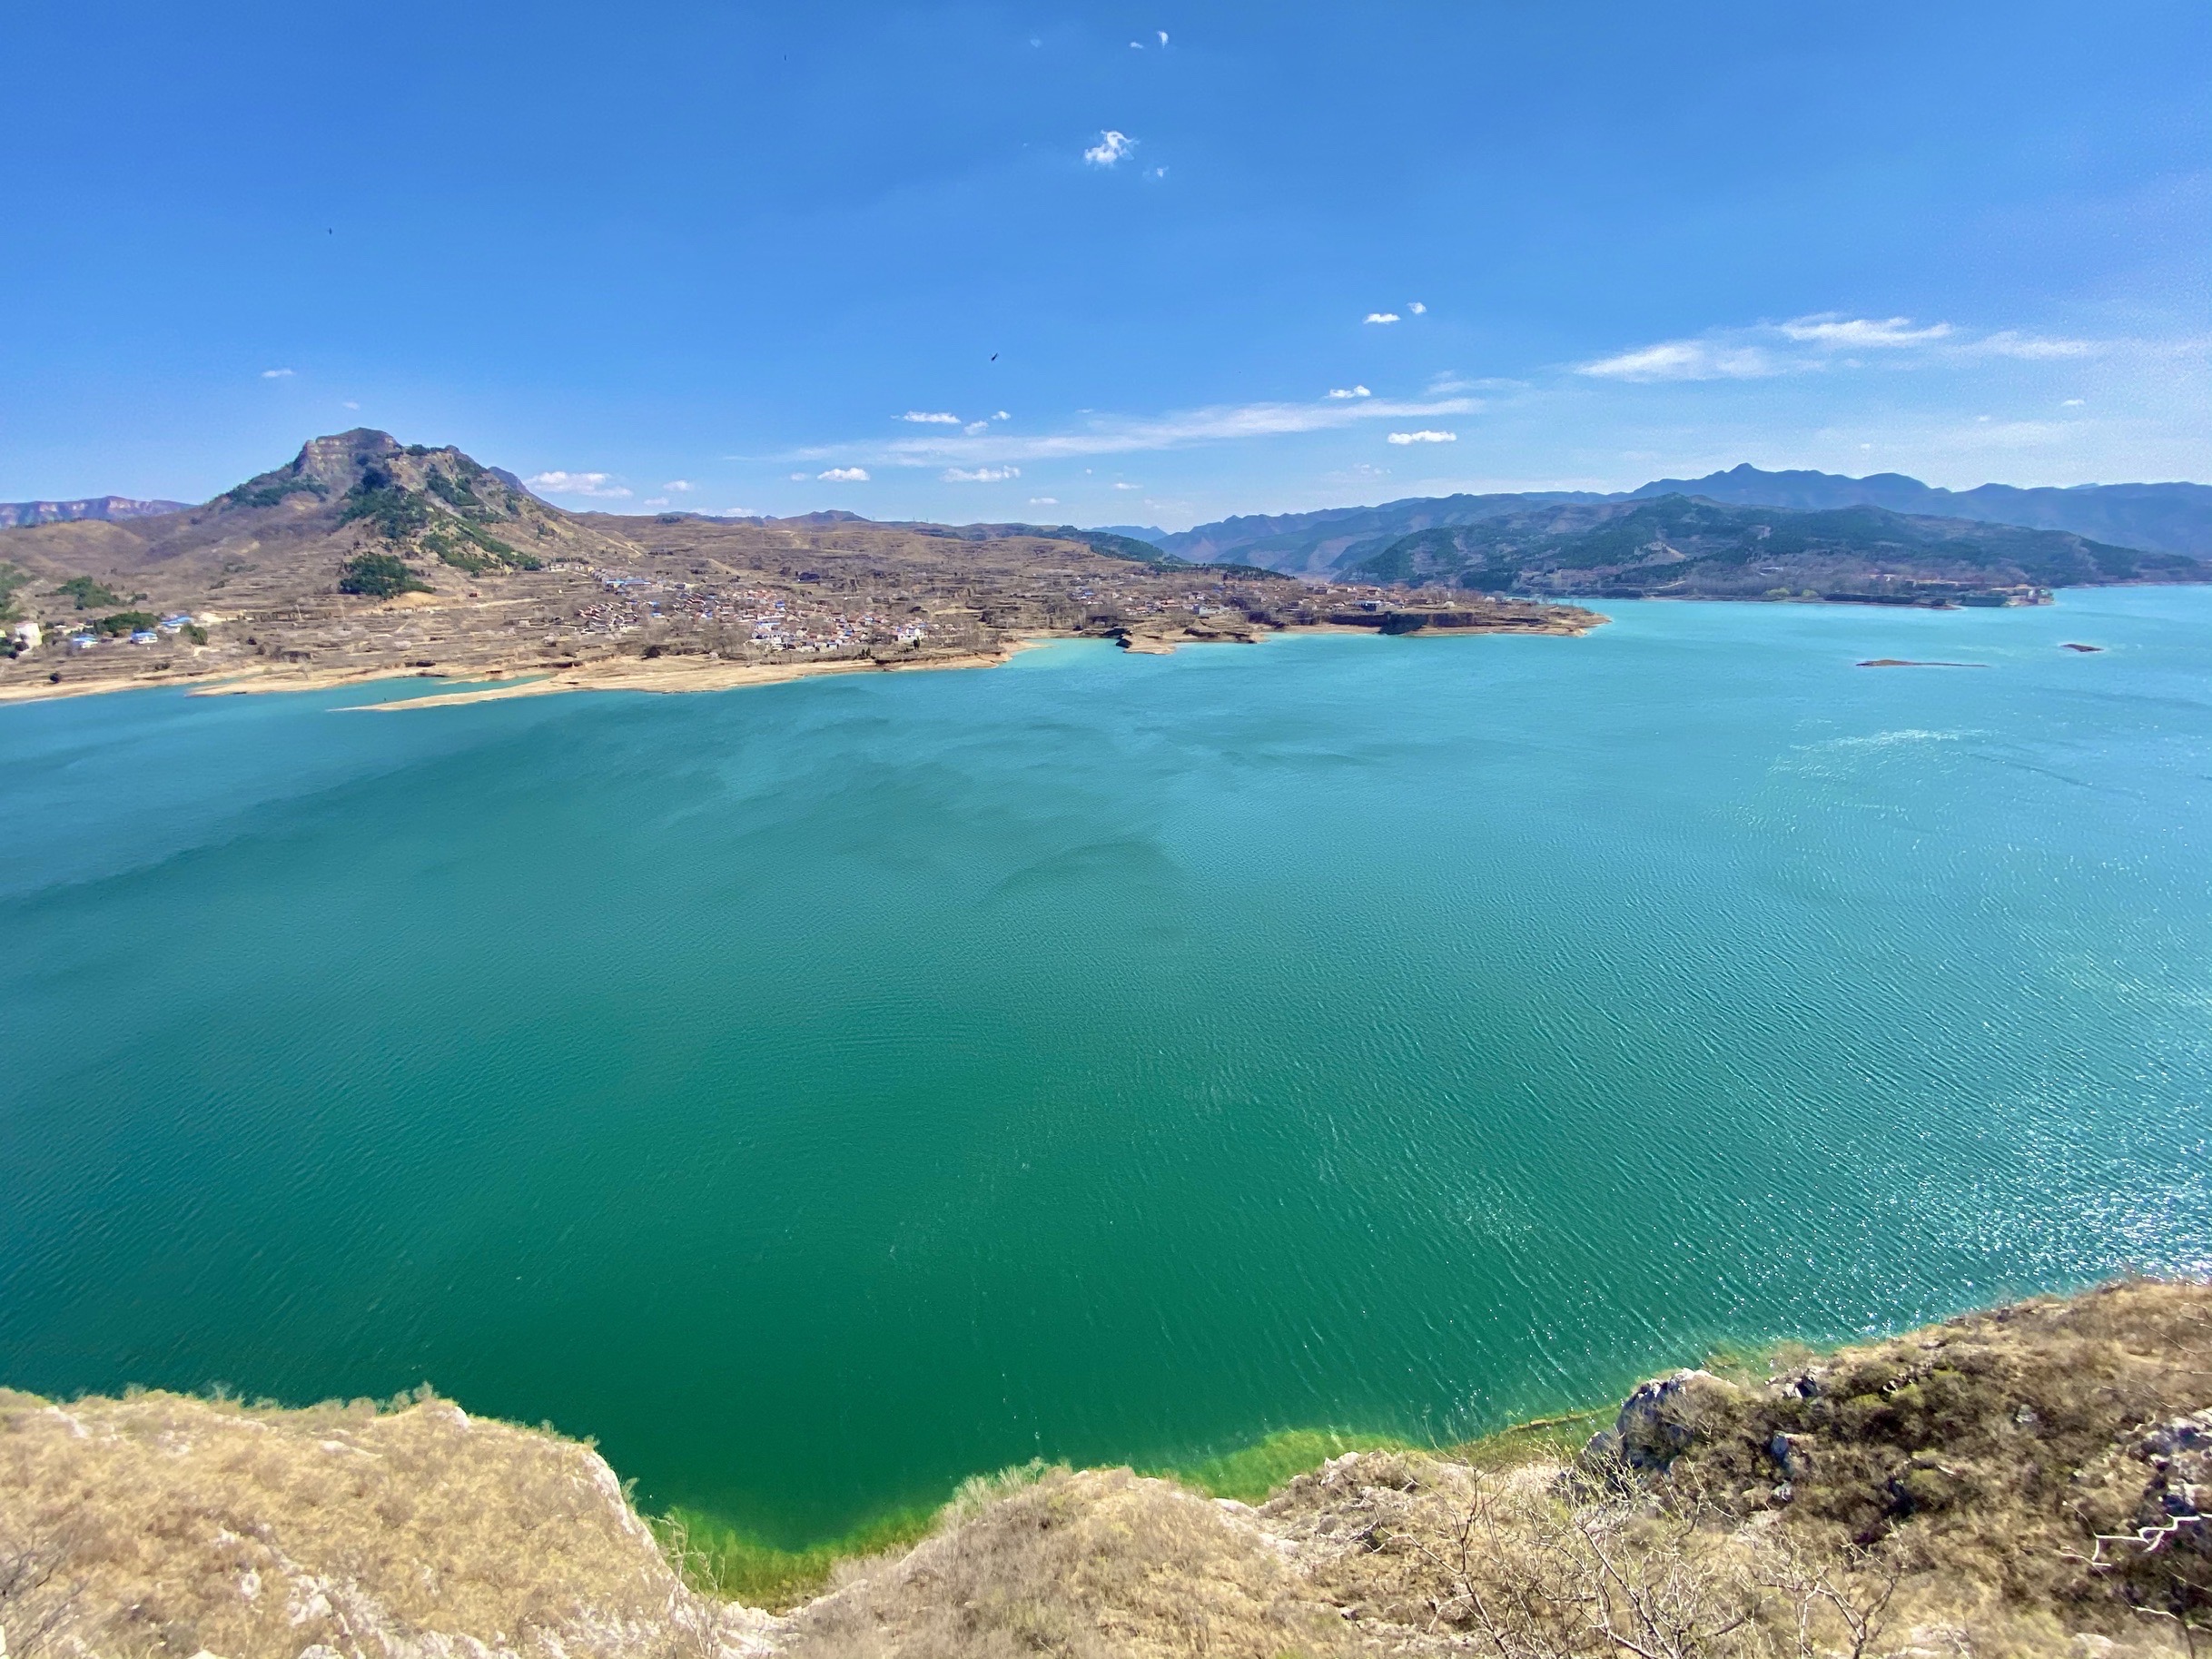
[4,1280,2206,1658]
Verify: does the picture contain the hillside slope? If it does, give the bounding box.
[5,430,1586,705]
[1157,469,2212,573]
[0,429,641,598]
[1340,493,2204,601]
[1630,465,2212,557]
[4,1280,2205,1658]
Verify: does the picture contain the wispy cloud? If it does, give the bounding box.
[1328,385,1372,400]
[1387,430,1457,444]
[1407,301,1427,315]
[1157,29,1169,44]
[1029,497,1059,506]
[1966,331,2097,360]
[901,410,961,424]
[261,368,294,379]
[942,466,1020,482]
[341,400,360,410]
[1579,340,1779,381]
[1113,481,1142,490]
[1576,312,2102,382]
[1084,130,1136,166]
[964,420,989,434]
[818,467,870,482]
[1364,311,1400,325]
[664,479,695,491]
[1775,315,1951,347]
[528,469,632,499]
[785,391,1479,469]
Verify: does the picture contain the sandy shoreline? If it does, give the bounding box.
[0,613,1604,713]
[0,643,1046,711]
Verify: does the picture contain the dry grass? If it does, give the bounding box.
[0,1387,777,1659]
[5,1283,2206,1659]
[776,1463,1355,1659]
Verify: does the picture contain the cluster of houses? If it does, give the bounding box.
[17,611,201,654]
[574,572,928,654]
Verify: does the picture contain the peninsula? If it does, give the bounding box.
[0,430,1598,706]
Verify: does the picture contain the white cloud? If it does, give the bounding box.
[789,390,1479,468]
[1387,430,1457,444]
[994,410,1011,420]
[1084,130,1137,166]
[527,469,633,499]
[1364,312,1400,324]
[1407,301,1427,315]
[1579,340,1779,381]
[1113,480,1142,489]
[1967,331,2096,360]
[664,479,695,491]
[790,471,809,481]
[2061,397,2086,407]
[818,467,870,482]
[1029,497,1059,506]
[1147,166,1168,179]
[643,497,670,509]
[942,466,1019,481]
[1129,40,1143,48]
[964,420,989,434]
[1776,314,1951,347]
[1574,312,2106,383]
[1158,29,1169,44]
[1328,385,1372,400]
[341,400,360,410]
[262,368,293,379]
[901,410,962,424]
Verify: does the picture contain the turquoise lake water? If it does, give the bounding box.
[3,591,2208,1543]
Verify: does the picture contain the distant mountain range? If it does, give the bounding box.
[1624,466,2212,555]
[1150,466,2212,575]
[1341,496,2198,603]
[0,495,190,529]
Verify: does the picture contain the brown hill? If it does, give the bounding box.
[0,430,642,603]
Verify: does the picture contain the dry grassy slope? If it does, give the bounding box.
[0,1387,778,1659]
[0,430,641,601]
[5,1281,2207,1659]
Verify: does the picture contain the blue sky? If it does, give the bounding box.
[4,1,2206,528]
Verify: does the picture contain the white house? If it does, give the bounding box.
[11,620,40,650]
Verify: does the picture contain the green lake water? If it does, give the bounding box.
[3,592,2208,1544]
